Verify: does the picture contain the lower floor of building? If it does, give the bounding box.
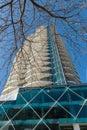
[0,84,87,130]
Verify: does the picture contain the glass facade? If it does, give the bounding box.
[47,27,66,85]
[0,84,87,129]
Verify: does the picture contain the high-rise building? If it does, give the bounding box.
[0,26,87,130]
[0,26,80,101]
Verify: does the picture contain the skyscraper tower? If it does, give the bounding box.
[0,26,81,101]
[1,26,87,130]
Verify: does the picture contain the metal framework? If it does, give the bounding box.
[0,84,87,129]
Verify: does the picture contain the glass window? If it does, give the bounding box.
[44,107,71,119]
[78,106,87,118]
[13,107,39,120]
[45,89,63,100]
[80,125,87,130]
[61,126,73,130]
[68,90,82,101]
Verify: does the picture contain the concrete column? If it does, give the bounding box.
[73,124,80,130]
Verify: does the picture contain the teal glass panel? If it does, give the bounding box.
[47,27,66,85]
[44,107,71,119]
[6,108,20,119]
[30,92,43,104]
[13,106,39,120]
[8,124,36,130]
[67,90,83,101]
[36,123,60,130]
[61,126,73,130]
[80,125,87,130]
[0,84,87,128]
[59,93,68,102]
[78,106,87,118]
[82,90,87,98]
[0,107,8,121]
[16,94,26,104]
[44,88,63,100]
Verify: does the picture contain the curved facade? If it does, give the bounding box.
[0,26,81,101]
